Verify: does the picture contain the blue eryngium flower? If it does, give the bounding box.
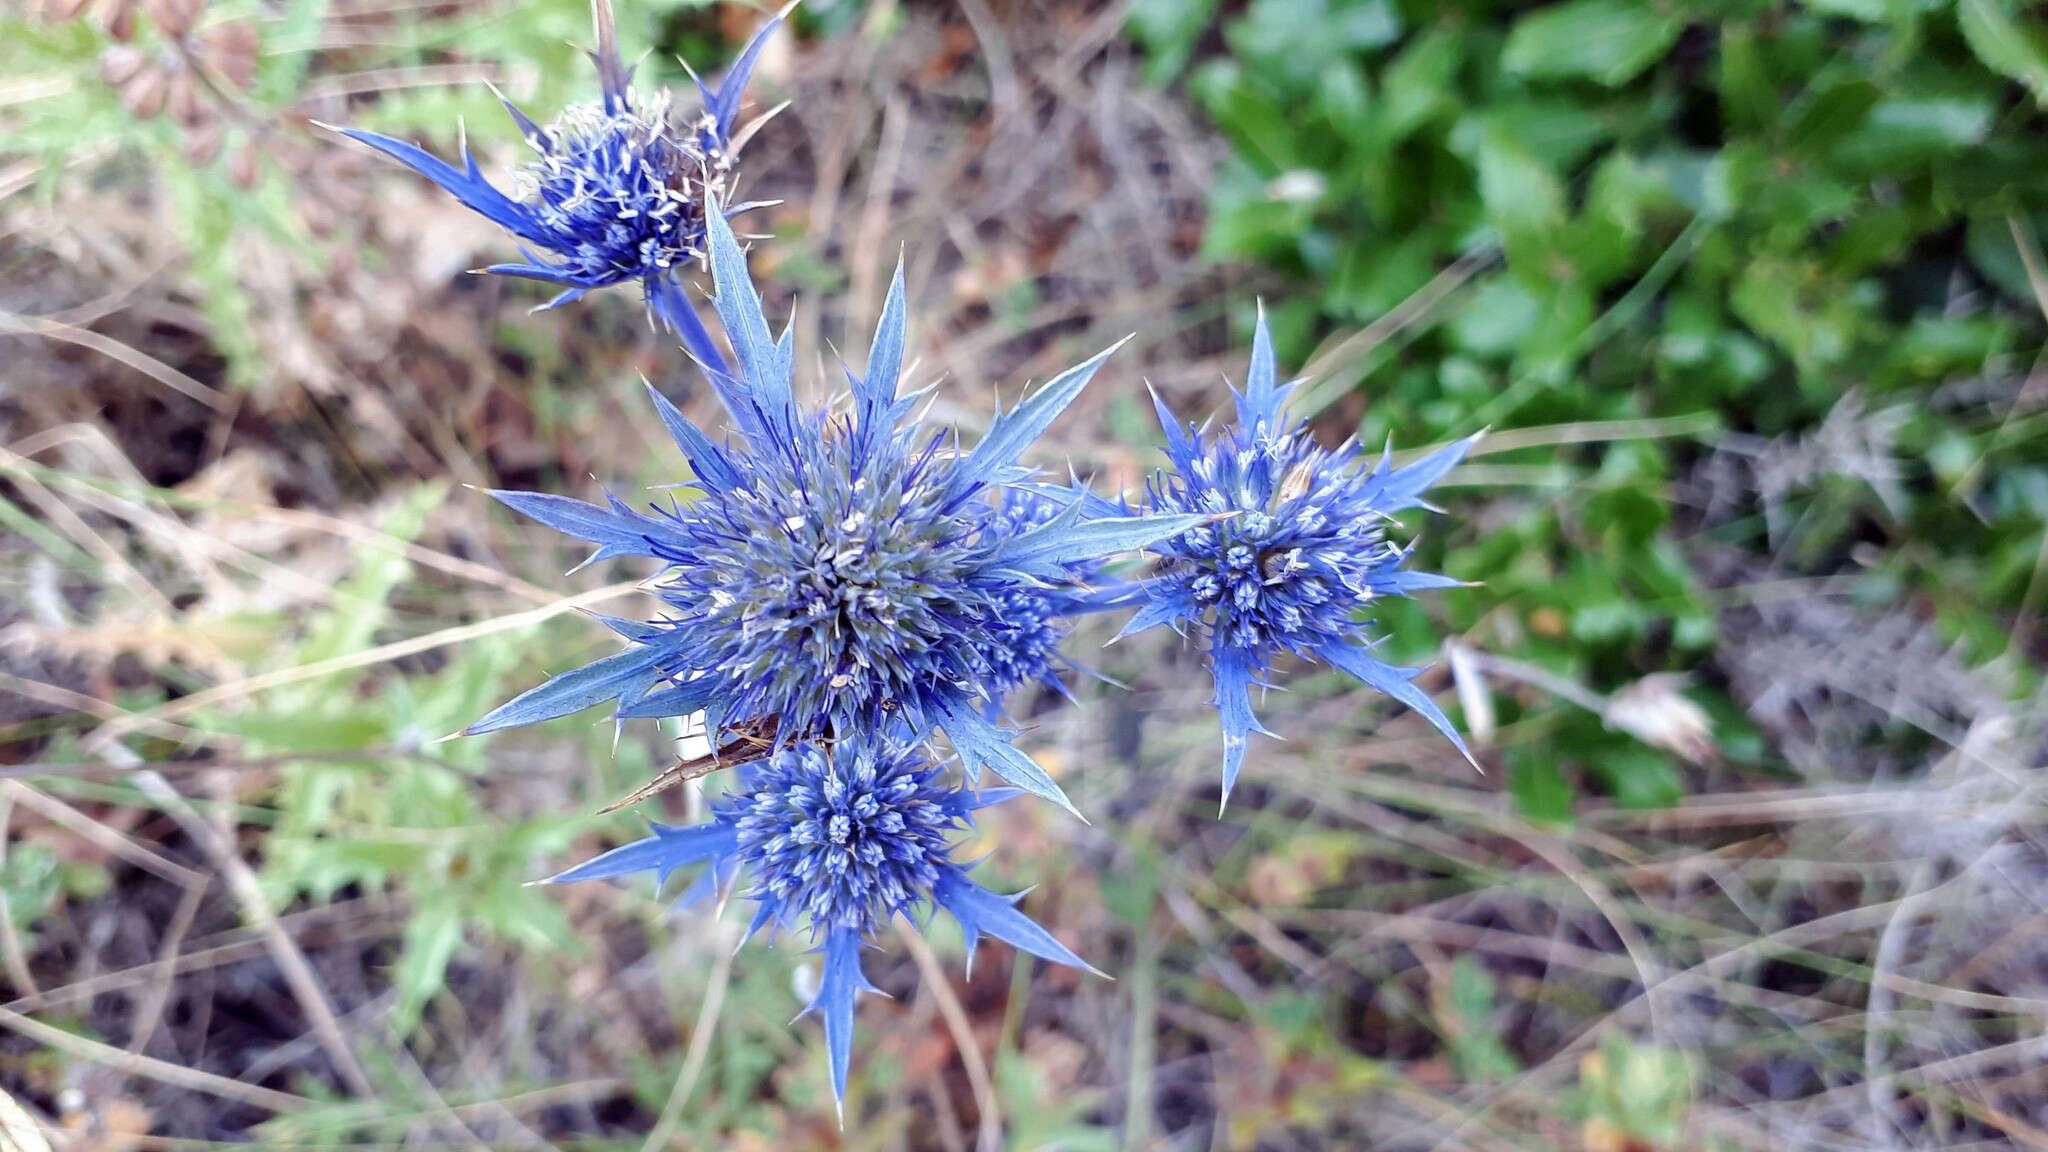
[330,0,781,371]
[1126,315,1480,800]
[464,207,1206,814]
[544,736,1094,1111]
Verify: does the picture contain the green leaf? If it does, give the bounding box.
[1227,0,1401,92]
[1835,97,1994,170]
[1729,255,1855,373]
[392,910,465,1037]
[1450,277,1544,359]
[1383,25,1464,141]
[1099,849,1159,927]
[1449,952,1495,1023]
[1786,78,1880,155]
[222,708,388,754]
[1958,0,2048,107]
[1317,59,1377,143]
[1128,0,1220,85]
[1587,747,1684,809]
[1509,758,1577,824]
[1801,0,1891,22]
[1473,123,1564,232]
[0,844,62,937]
[1446,954,1520,1079]
[1967,212,2047,304]
[1718,25,1774,134]
[1500,0,1682,88]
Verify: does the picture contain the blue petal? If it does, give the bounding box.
[586,0,630,114]
[491,87,547,149]
[932,867,1098,979]
[613,675,717,720]
[465,644,670,736]
[800,926,881,1114]
[335,128,544,244]
[1148,384,1196,469]
[1114,594,1192,640]
[955,339,1125,491]
[1210,645,1273,804]
[1233,306,1283,430]
[541,819,738,887]
[932,703,1078,818]
[862,259,907,406]
[542,286,591,310]
[1368,569,1467,596]
[584,611,667,642]
[707,14,784,138]
[1077,488,1132,520]
[854,259,908,460]
[991,507,1212,579]
[673,850,743,911]
[1315,641,1476,767]
[1364,432,1480,513]
[963,786,1024,812]
[483,262,592,287]
[488,489,679,564]
[1057,579,1151,616]
[643,381,742,492]
[703,205,794,435]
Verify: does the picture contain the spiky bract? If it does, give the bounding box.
[545,735,1092,1108]
[332,0,779,369]
[465,209,1206,813]
[1126,316,1480,799]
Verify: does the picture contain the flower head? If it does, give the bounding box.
[462,208,1206,814]
[727,740,958,937]
[1126,313,1479,800]
[330,0,781,370]
[545,734,1094,1110]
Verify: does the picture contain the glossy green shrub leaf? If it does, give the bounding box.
[1128,0,1220,85]
[1508,757,1576,824]
[1500,0,1682,87]
[1958,0,2048,106]
[1140,0,2048,810]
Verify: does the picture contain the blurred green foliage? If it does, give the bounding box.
[1132,0,2048,812]
[195,488,585,1036]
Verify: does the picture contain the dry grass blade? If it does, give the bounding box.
[127,770,379,1100]
[80,580,642,752]
[0,780,204,889]
[0,308,230,413]
[895,913,1002,1152]
[0,1005,310,1113]
[638,917,740,1152]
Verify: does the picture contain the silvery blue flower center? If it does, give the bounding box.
[727,743,957,936]
[980,590,1060,695]
[521,96,724,286]
[649,427,1003,734]
[1152,429,1395,653]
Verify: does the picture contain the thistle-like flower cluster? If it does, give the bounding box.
[1117,318,1480,799]
[467,209,1201,815]
[338,0,1477,1120]
[546,735,1087,1105]
[332,1,781,369]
